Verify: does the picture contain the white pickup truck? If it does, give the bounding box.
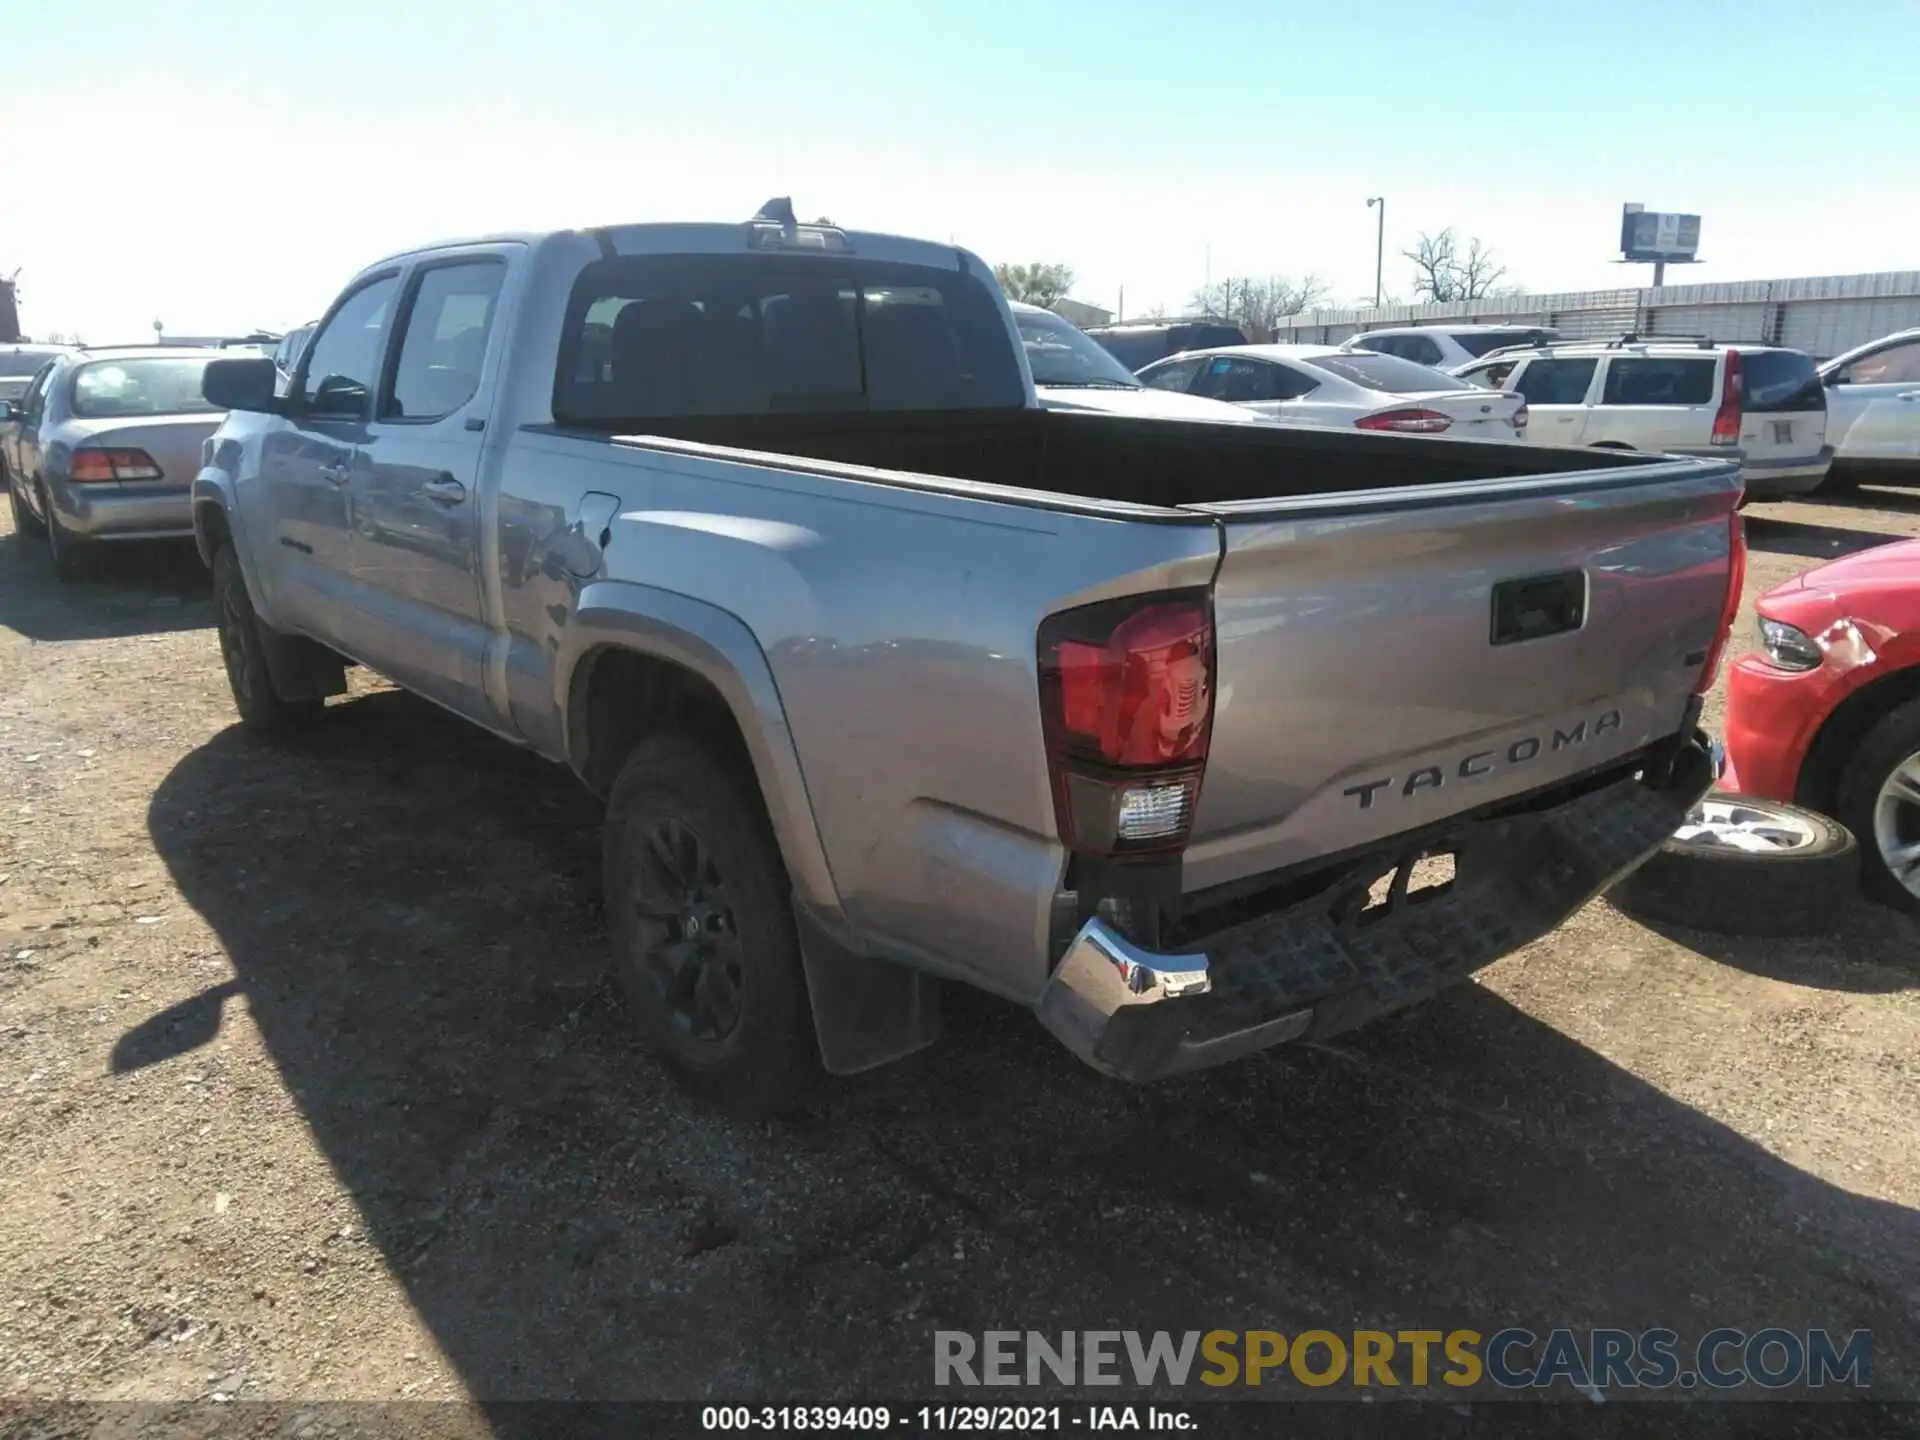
[193,202,1738,1115]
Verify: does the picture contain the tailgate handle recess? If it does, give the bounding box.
[1491,570,1586,646]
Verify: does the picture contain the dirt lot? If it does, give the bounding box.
[2,487,1917,1422]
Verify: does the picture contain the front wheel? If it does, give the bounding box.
[1609,793,1858,937]
[1835,698,1920,916]
[213,545,326,734]
[602,735,818,1117]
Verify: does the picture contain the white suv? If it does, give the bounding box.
[1818,327,1920,489]
[1454,337,1832,502]
[1344,324,1561,371]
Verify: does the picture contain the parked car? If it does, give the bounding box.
[1718,535,1920,913]
[1136,344,1529,439]
[0,343,72,404]
[1346,324,1562,371]
[272,322,317,386]
[3,346,226,578]
[1454,338,1831,501]
[1,348,71,520]
[1817,327,1920,489]
[1010,303,1263,424]
[192,206,1734,1116]
[1082,318,1249,371]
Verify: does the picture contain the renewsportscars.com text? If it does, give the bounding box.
[934,1328,1873,1393]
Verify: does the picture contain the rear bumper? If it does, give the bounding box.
[1738,446,1834,501]
[1035,727,1716,1082]
[48,479,194,540]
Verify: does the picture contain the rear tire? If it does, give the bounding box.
[41,483,89,582]
[7,467,45,539]
[213,545,326,734]
[1833,698,1920,916]
[602,735,818,1118]
[1610,792,1858,937]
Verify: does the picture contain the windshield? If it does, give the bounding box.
[69,357,221,418]
[1306,351,1474,393]
[1014,309,1140,388]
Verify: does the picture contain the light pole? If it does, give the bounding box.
[1366,197,1385,308]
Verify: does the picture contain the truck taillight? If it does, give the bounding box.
[1711,350,1743,448]
[1695,511,1748,694]
[1037,591,1214,855]
[1356,408,1452,434]
[68,447,164,483]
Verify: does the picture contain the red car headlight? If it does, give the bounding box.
[1757,615,1822,671]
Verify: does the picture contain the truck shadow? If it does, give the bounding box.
[136,692,1920,1407]
[0,528,211,641]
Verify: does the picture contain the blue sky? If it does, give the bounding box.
[4,0,1916,339]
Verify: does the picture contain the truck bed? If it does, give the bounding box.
[582,407,1655,512]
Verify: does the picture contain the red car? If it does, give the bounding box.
[1723,536,1920,912]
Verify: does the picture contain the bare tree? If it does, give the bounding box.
[1190,274,1330,339]
[994,262,1076,308]
[1402,229,1510,302]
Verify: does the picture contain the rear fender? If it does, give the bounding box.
[558,581,940,1075]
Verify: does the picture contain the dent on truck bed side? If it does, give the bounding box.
[555,579,849,932]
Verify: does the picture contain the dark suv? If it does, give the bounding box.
[1084,320,1251,372]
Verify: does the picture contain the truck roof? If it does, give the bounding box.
[361,220,973,276]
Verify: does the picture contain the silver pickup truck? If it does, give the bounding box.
[193,205,1739,1115]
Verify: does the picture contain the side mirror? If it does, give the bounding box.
[201,356,284,415]
[0,400,22,423]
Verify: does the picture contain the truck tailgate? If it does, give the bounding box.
[1181,459,1742,893]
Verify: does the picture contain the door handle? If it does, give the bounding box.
[417,475,467,506]
[319,461,351,486]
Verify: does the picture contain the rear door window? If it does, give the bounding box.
[556,254,1025,419]
[1514,358,1599,406]
[1738,350,1824,413]
[382,260,506,421]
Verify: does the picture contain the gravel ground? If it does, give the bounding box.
[1,485,1917,1422]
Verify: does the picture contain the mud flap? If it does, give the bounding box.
[258,625,348,704]
[793,905,942,1075]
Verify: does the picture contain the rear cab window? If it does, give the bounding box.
[555,254,1026,419]
[1599,357,1716,406]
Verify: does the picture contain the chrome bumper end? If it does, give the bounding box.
[1035,918,1312,1082]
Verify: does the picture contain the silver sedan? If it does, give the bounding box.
[3,347,227,580]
